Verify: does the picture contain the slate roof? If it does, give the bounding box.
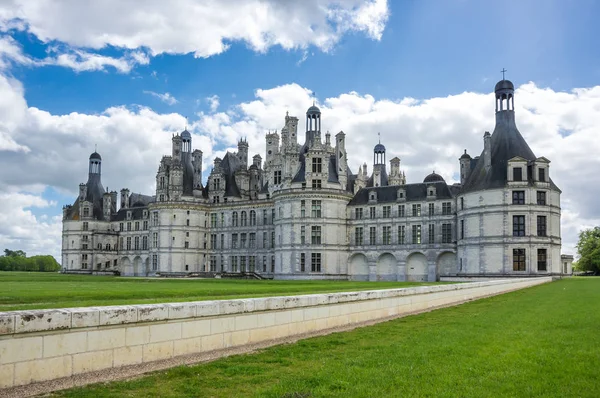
[348,181,455,206]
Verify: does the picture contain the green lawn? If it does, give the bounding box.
[0,272,440,311]
[52,278,600,398]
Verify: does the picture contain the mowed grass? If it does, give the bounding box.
[53,278,600,398]
[0,272,441,311]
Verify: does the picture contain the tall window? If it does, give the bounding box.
[143,221,148,230]
[231,256,238,272]
[250,210,256,226]
[383,206,391,218]
[513,248,526,271]
[442,223,452,243]
[271,232,275,248]
[134,236,140,250]
[398,225,406,244]
[301,200,306,217]
[249,256,256,272]
[301,226,306,244]
[83,207,89,217]
[126,237,131,250]
[263,256,267,273]
[383,226,391,245]
[213,178,220,190]
[263,209,268,225]
[369,227,376,245]
[442,202,452,215]
[538,168,546,182]
[153,233,158,248]
[370,207,376,219]
[135,221,140,231]
[428,224,435,243]
[311,253,322,272]
[512,191,525,205]
[312,179,322,189]
[537,249,547,271]
[249,233,256,248]
[428,203,435,216]
[83,222,89,231]
[513,167,523,181]
[412,225,422,244]
[398,205,405,217]
[152,255,158,271]
[300,253,306,272]
[241,211,247,226]
[460,220,464,239]
[241,233,247,248]
[311,226,322,244]
[232,212,238,226]
[210,256,217,272]
[221,213,225,227]
[311,200,322,218]
[513,215,526,237]
[273,170,282,185]
[120,223,124,232]
[537,216,547,237]
[152,212,159,226]
[412,204,421,217]
[210,234,217,249]
[263,232,267,248]
[460,197,464,210]
[312,157,322,173]
[232,233,238,248]
[537,191,546,205]
[355,227,363,245]
[355,207,363,219]
[127,222,132,231]
[210,213,217,228]
[240,256,246,272]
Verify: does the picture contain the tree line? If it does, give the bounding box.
[0,249,61,272]
[575,227,600,274]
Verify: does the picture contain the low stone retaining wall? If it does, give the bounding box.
[0,277,551,389]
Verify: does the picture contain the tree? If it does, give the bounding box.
[4,249,26,257]
[575,227,600,274]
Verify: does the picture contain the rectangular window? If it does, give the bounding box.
[152,212,159,226]
[512,191,525,205]
[537,216,547,237]
[249,233,256,248]
[210,234,217,249]
[369,226,376,245]
[370,206,376,219]
[428,203,435,216]
[249,256,256,272]
[263,256,267,273]
[537,248,547,271]
[231,256,238,272]
[311,226,322,245]
[538,168,546,182]
[460,220,464,239]
[83,222,89,231]
[412,225,422,244]
[301,200,306,217]
[398,225,406,244]
[83,207,89,217]
[240,256,247,272]
[442,223,452,243]
[442,202,452,215]
[152,255,158,271]
[271,232,275,248]
[221,234,225,249]
[119,222,124,232]
[127,222,131,231]
[383,206,391,218]
[263,209,268,225]
[311,179,322,189]
[398,205,405,217]
[311,200,322,218]
[271,256,275,273]
[184,241,189,249]
[312,157,322,173]
[152,233,158,248]
[300,253,306,272]
[513,215,526,237]
[311,253,322,272]
[221,212,225,227]
[273,170,282,185]
[250,211,256,226]
[382,226,391,245]
[537,191,546,205]
[210,256,217,272]
[241,233,247,248]
[262,232,267,248]
[355,208,363,219]
[126,237,131,250]
[301,226,306,244]
[143,221,148,230]
[513,167,523,181]
[412,204,421,217]
[355,227,363,246]
[428,224,435,243]
[460,197,464,210]
[232,233,238,249]
[134,236,140,250]
[513,248,526,271]
[135,221,140,231]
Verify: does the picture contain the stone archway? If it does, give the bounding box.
[406,252,428,282]
[376,253,397,281]
[120,257,132,276]
[437,252,457,277]
[133,256,143,277]
[348,253,368,281]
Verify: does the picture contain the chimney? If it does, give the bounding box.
[483,131,491,170]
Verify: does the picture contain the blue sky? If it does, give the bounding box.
[0,0,599,259]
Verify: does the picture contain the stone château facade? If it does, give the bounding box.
[62,79,568,280]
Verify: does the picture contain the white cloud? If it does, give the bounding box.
[0,72,597,260]
[0,1,389,60]
[206,95,220,112]
[144,91,178,105]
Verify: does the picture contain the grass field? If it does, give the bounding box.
[52,278,600,398]
[0,272,440,311]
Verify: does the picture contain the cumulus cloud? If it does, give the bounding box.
[143,91,178,105]
[206,95,220,112]
[0,72,597,260]
[0,0,389,60]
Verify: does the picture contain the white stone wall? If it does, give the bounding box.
[0,277,551,389]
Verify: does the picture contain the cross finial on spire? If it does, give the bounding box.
[378,132,381,144]
[501,68,507,80]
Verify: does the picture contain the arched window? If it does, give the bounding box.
[250,210,256,226]
[241,211,247,226]
[232,211,238,226]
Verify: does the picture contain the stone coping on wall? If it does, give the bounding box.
[0,278,549,336]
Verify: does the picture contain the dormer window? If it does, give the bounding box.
[312,157,322,173]
[213,178,220,191]
[538,168,546,182]
[83,207,89,217]
[127,211,132,220]
[368,190,377,203]
[397,189,406,201]
[513,167,523,181]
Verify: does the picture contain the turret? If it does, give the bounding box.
[389,157,402,186]
[335,131,347,189]
[305,103,321,147]
[265,131,280,165]
[103,192,112,220]
[252,154,262,169]
[459,150,472,184]
[172,133,182,162]
[79,183,87,201]
[110,191,118,213]
[88,151,101,177]
[237,138,249,169]
[120,188,130,209]
[192,149,203,188]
